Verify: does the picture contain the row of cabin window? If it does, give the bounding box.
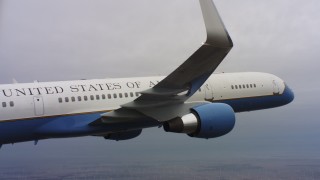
[231,84,256,90]
[58,92,140,103]
[2,101,14,108]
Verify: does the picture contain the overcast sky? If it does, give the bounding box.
[0,0,319,166]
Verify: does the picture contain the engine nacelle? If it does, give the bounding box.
[163,103,235,139]
[104,129,142,141]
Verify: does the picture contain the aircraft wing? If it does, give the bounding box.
[90,0,233,127]
[124,0,232,108]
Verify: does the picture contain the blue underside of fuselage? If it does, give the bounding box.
[0,86,294,144]
[0,113,105,144]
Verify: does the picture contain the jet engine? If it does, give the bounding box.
[163,103,235,139]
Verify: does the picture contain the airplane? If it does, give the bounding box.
[0,0,294,146]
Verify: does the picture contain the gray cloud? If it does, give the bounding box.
[0,0,319,164]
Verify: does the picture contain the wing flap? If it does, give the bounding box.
[134,102,210,122]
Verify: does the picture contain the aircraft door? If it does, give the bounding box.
[272,80,280,95]
[33,96,44,116]
[204,83,214,101]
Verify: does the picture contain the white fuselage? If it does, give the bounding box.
[0,72,285,122]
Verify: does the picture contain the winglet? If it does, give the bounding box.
[200,0,233,47]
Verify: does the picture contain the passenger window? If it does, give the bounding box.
[124,93,128,98]
[10,101,14,107]
[78,96,82,101]
[108,94,111,99]
[250,84,253,88]
[71,97,75,102]
[84,96,88,101]
[135,92,139,97]
[58,98,62,103]
[96,95,100,100]
[130,92,134,97]
[90,95,94,100]
[254,84,256,88]
[119,93,123,98]
[102,94,106,99]
[231,85,234,89]
[65,97,69,102]
[235,85,238,89]
[242,85,245,88]
[246,84,249,88]
[239,85,242,89]
[113,93,117,98]
[2,102,6,107]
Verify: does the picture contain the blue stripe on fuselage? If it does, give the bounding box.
[218,85,294,112]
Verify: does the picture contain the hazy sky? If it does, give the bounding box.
[0,0,319,164]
